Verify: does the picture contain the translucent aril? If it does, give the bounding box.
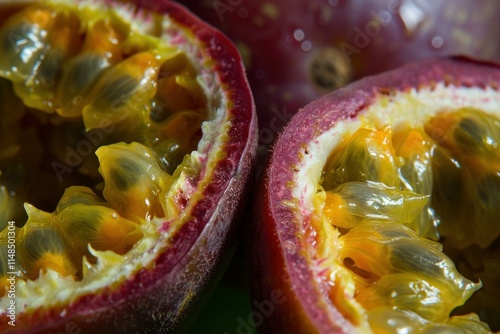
[393,127,439,240]
[425,107,500,159]
[97,142,174,221]
[421,314,492,334]
[12,10,82,112]
[426,108,500,249]
[356,273,472,322]
[322,181,428,229]
[18,206,77,280]
[366,306,427,334]
[55,186,143,257]
[57,19,126,117]
[367,307,490,334]
[82,51,162,132]
[0,5,55,82]
[339,222,480,319]
[323,127,400,190]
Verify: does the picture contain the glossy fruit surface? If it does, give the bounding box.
[252,58,500,333]
[177,0,500,152]
[0,0,256,332]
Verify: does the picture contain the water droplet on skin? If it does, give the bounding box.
[301,41,312,51]
[293,29,305,42]
[283,240,297,254]
[399,0,426,35]
[432,36,444,49]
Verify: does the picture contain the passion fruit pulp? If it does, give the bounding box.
[252,58,500,333]
[0,0,256,332]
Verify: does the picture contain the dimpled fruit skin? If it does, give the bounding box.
[177,0,500,152]
[0,0,257,333]
[251,58,500,334]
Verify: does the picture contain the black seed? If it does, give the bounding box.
[24,228,66,260]
[109,158,140,191]
[431,147,462,205]
[149,98,171,123]
[476,173,500,209]
[65,210,103,241]
[62,54,108,96]
[38,49,63,88]
[96,75,138,111]
[454,117,485,154]
[156,140,184,174]
[343,257,374,279]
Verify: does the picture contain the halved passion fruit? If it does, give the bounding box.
[0,0,256,332]
[252,58,500,333]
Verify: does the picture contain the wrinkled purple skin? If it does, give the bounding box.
[251,58,500,334]
[178,0,500,153]
[0,0,257,333]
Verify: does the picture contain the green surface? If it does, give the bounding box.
[188,238,258,334]
[189,282,256,334]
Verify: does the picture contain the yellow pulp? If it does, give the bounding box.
[315,108,500,332]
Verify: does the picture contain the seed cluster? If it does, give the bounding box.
[316,108,500,331]
[0,2,206,289]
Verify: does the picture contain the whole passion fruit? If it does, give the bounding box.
[177,0,500,151]
[251,58,500,333]
[0,0,256,332]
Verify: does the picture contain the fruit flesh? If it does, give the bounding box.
[0,0,207,303]
[313,103,500,331]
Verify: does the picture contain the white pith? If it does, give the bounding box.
[0,0,229,314]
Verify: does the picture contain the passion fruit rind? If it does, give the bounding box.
[0,0,256,333]
[252,58,500,333]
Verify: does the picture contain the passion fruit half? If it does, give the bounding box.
[0,0,256,332]
[252,58,500,333]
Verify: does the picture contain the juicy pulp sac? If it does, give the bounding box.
[292,84,500,332]
[0,0,225,311]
